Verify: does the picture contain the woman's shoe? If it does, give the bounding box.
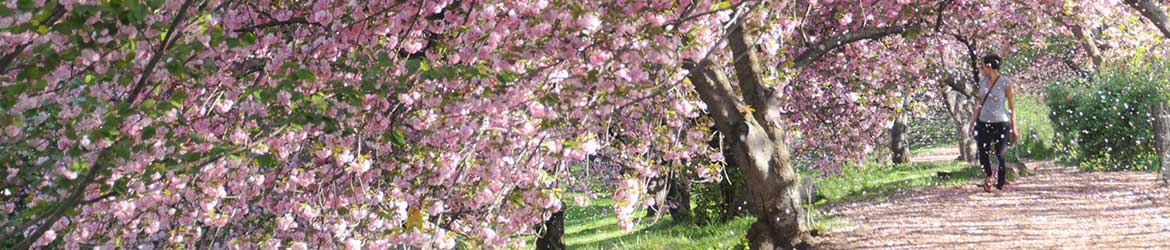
[984,175,995,193]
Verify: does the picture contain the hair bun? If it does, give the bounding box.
[981,54,1002,70]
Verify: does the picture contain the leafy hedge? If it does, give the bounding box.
[1045,60,1170,171]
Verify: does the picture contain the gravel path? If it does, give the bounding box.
[815,160,1170,249]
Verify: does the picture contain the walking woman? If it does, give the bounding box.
[971,54,1019,192]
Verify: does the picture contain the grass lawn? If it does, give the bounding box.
[1006,95,1056,161]
[564,198,754,250]
[564,160,997,249]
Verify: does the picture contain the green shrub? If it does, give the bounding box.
[1046,59,1170,171]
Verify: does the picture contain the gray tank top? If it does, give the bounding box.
[978,75,1012,123]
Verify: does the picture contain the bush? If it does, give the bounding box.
[1046,59,1170,171]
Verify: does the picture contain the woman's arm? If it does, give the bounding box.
[1006,83,1019,141]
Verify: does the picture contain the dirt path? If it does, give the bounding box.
[815,160,1170,249]
[908,146,961,163]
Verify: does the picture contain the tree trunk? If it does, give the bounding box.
[890,97,911,164]
[1152,101,1170,186]
[955,35,982,163]
[944,84,978,162]
[683,20,809,249]
[535,209,565,250]
[689,15,915,249]
[1126,0,1170,39]
[957,120,978,162]
[687,60,806,249]
[668,174,693,222]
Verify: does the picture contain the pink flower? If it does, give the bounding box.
[577,13,601,33]
[4,125,20,137]
[277,214,297,231]
[574,195,590,206]
[299,205,320,220]
[403,40,425,54]
[290,242,307,250]
[345,238,363,250]
[112,200,136,220]
[351,158,371,174]
[33,229,55,247]
[215,99,234,113]
[435,231,456,249]
[57,137,73,150]
[580,139,600,154]
[79,49,99,64]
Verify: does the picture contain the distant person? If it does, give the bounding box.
[971,53,1019,192]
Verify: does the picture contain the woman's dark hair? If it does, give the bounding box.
[982,54,1002,70]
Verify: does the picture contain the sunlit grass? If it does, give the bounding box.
[811,161,986,205]
[565,160,990,249]
[565,198,753,250]
[1007,95,1056,161]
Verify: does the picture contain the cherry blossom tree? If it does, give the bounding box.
[3,0,1164,249]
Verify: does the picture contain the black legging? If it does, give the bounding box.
[976,121,1011,188]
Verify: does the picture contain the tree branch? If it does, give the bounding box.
[1125,0,1170,39]
[126,0,199,104]
[933,0,956,32]
[233,17,320,33]
[13,1,200,248]
[1054,14,1103,68]
[788,25,910,69]
[0,4,67,73]
[685,59,743,134]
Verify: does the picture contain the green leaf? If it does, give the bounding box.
[713,1,732,10]
[377,53,394,67]
[496,72,516,83]
[406,59,426,73]
[112,140,132,158]
[127,0,147,22]
[171,90,189,103]
[391,129,406,147]
[141,126,156,139]
[310,93,327,111]
[294,68,317,81]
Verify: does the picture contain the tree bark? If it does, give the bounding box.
[890,110,911,164]
[940,65,978,162]
[890,94,912,164]
[1125,0,1170,39]
[731,20,809,249]
[947,93,978,162]
[690,12,917,248]
[687,59,806,249]
[668,174,693,222]
[535,209,565,250]
[954,34,982,163]
[1152,101,1170,186]
[789,26,910,68]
